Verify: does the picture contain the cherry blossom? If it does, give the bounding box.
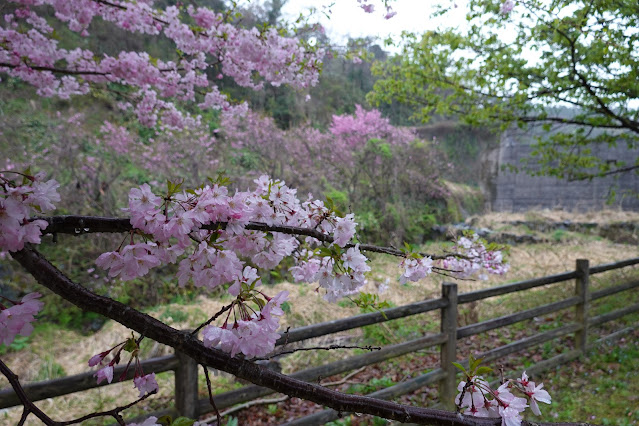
[518,371,552,415]
[201,290,288,358]
[0,292,44,346]
[95,365,114,384]
[133,373,159,398]
[439,234,509,279]
[2,0,323,130]
[399,256,434,284]
[88,351,109,367]
[456,370,551,426]
[500,0,515,14]
[1,171,59,253]
[333,214,357,247]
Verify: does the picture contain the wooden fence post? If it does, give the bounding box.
[575,259,590,355]
[439,282,458,410]
[175,350,199,418]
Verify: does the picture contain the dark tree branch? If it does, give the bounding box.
[35,215,455,260]
[9,246,595,426]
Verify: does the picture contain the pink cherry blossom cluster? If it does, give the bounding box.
[93,176,363,357]
[2,0,323,129]
[290,244,371,302]
[356,0,397,19]
[0,292,43,346]
[440,234,509,280]
[456,371,551,426]
[399,256,434,284]
[0,171,60,253]
[501,0,516,15]
[97,176,358,290]
[88,336,159,397]
[202,289,289,359]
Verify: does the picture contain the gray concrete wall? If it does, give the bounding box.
[491,130,639,212]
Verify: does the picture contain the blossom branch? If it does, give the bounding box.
[9,245,591,426]
[35,215,454,260]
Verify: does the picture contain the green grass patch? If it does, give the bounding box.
[536,337,639,425]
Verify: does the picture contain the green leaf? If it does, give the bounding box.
[156,415,173,426]
[452,362,467,374]
[170,417,195,426]
[470,356,484,372]
[475,366,493,376]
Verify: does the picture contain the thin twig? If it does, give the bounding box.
[205,395,290,421]
[202,365,222,426]
[0,357,156,426]
[57,392,156,425]
[192,303,234,336]
[320,366,367,387]
[254,344,381,361]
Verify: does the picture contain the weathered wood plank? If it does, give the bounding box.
[0,355,179,409]
[453,323,581,371]
[589,257,639,274]
[275,298,446,346]
[458,271,578,304]
[575,259,591,353]
[175,351,200,418]
[457,297,581,339]
[439,283,458,410]
[526,350,582,376]
[591,280,639,301]
[587,326,637,348]
[480,323,581,364]
[588,303,639,327]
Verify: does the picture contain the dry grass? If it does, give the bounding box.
[473,208,639,227]
[2,211,639,424]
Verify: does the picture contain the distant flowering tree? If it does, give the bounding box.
[0,2,579,426]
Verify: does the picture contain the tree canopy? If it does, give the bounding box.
[369,0,639,181]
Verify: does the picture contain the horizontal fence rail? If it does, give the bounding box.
[1,256,638,424]
[457,296,581,339]
[457,270,578,304]
[274,297,447,346]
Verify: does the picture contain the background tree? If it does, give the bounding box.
[369,0,639,181]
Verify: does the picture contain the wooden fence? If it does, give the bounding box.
[1,257,638,425]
